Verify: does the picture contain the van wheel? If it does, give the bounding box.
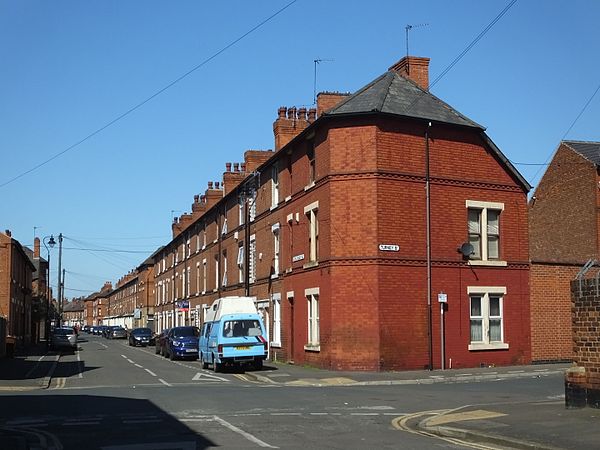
[213,358,221,373]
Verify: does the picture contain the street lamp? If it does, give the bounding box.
[43,235,56,343]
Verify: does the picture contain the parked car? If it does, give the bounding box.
[92,325,107,335]
[50,327,78,350]
[164,326,199,360]
[128,327,154,347]
[82,325,91,333]
[103,326,117,338]
[109,326,128,339]
[155,328,170,355]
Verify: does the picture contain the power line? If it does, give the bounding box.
[529,80,600,186]
[0,0,300,189]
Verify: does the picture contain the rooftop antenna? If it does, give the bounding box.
[313,58,334,105]
[405,23,429,74]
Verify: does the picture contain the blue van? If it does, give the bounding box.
[199,296,268,372]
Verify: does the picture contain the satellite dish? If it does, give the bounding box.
[459,243,474,258]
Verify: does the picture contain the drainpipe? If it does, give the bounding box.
[425,122,433,371]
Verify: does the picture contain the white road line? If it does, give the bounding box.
[309,413,328,416]
[270,413,302,416]
[77,351,83,378]
[99,343,108,349]
[121,354,128,359]
[508,370,525,373]
[212,415,278,448]
[158,379,171,386]
[134,364,143,368]
[145,369,157,377]
[350,413,380,416]
[127,359,135,364]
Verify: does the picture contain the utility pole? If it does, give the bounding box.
[57,233,63,327]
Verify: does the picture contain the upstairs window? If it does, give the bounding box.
[304,201,319,264]
[271,163,279,208]
[466,200,504,264]
[307,143,315,185]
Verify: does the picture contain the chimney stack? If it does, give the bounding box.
[34,237,40,258]
[388,56,430,90]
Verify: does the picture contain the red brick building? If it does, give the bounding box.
[85,281,112,326]
[529,140,600,363]
[0,230,36,352]
[149,55,531,371]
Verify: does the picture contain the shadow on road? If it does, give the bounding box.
[0,394,216,449]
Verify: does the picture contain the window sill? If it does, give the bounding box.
[270,204,278,211]
[468,260,507,267]
[468,342,509,351]
[304,344,320,352]
[304,182,316,192]
[303,261,319,269]
[212,289,218,293]
[284,195,292,203]
[271,273,280,280]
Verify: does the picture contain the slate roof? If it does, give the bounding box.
[324,71,484,129]
[563,140,600,166]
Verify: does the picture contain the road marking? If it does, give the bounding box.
[99,343,108,349]
[127,359,135,364]
[270,413,302,416]
[309,412,328,416]
[212,415,278,448]
[134,364,143,368]
[508,370,525,373]
[192,372,228,382]
[425,409,507,426]
[158,378,171,386]
[77,351,83,378]
[121,354,128,359]
[350,413,379,416]
[145,369,157,377]
[25,354,47,378]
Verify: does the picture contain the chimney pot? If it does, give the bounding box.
[5,229,11,237]
[308,108,317,122]
[278,107,287,119]
[298,107,307,120]
[233,163,240,172]
[226,162,232,172]
[287,107,297,120]
[241,163,247,172]
[200,194,206,202]
[194,194,199,203]
[208,181,213,189]
[215,181,220,189]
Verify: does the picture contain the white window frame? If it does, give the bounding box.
[222,249,228,286]
[196,262,200,295]
[271,293,281,347]
[214,254,219,291]
[186,267,191,297]
[271,163,279,209]
[466,200,506,266]
[239,196,245,226]
[272,223,280,278]
[467,286,509,351]
[249,234,256,283]
[304,201,319,266]
[202,259,207,294]
[222,217,228,236]
[237,243,244,283]
[305,287,320,351]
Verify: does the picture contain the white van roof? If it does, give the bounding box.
[205,296,259,322]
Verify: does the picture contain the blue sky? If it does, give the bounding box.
[1,0,599,297]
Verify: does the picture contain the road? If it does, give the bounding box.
[0,333,567,449]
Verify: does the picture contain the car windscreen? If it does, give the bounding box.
[132,328,152,335]
[223,320,262,338]
[172,327,199,337]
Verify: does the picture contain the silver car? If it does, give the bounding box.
[51,327,78,350]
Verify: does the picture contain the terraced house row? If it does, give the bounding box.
[76,55,599,372]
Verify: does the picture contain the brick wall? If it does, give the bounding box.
[566,278,600,408]
[529,144,598,263]
[530,263,576,362]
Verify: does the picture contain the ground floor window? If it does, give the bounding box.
[467,286,509,350]
[305,287,320,350]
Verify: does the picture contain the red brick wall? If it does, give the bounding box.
[530,263,577,362]
[529,144,598,263]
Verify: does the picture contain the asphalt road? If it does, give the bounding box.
[0,334,567,449]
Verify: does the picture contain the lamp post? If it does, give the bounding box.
[42,235,56,343]
[56,233,63,327]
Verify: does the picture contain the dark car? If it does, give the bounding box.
[164,326,200,360]
[155,328,170,355]
[92,325,107,335]
[128,327,154,347]
[50,327,78,350]
[109,326,128,339]
[82,325,91,334]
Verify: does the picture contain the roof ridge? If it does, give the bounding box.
[323,72,390,115]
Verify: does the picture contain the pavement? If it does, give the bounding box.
[2,342,599,449]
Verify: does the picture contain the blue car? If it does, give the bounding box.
[164,326,200,360]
